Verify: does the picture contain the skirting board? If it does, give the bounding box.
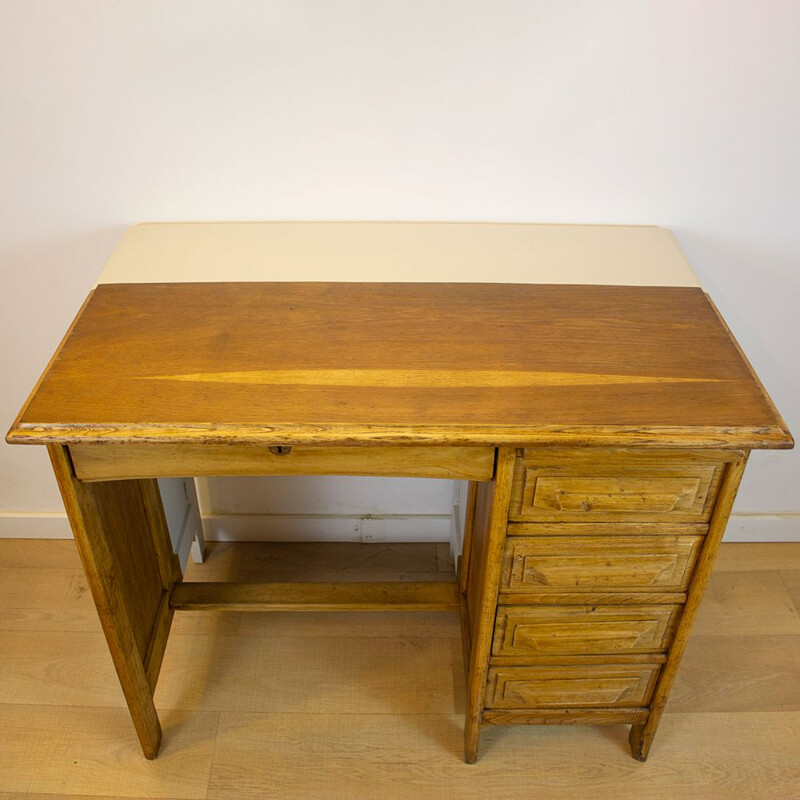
[200,514,452,543]
[0,511,797,542]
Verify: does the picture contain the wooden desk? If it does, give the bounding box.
[6,222,793,763]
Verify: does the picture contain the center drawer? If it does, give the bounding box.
[500,533,704,593]
[68,443,496,482]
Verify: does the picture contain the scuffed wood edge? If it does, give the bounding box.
[7,290,94,437]
[6,421,794,449]
[705,293,793,449]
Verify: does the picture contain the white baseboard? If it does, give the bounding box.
[723,514,800,542]
[200,513,452,543]
[0,512,73,538]
[1,510,798,543]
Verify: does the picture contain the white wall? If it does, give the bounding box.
[2,0,798,542]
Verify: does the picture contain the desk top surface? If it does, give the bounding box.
[8,223,791,450]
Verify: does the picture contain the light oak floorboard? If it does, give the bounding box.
[184,541,447,583]
[0,568,92,612]
[781,569,800,616]
[714,541,800,571]
[207,710,800,800]
[8,795,193,800]
[0,704,217,797]
[436,542,455,573]
[692,569,800,636]
[0,631,125,708]
[671,634,800,712]
[0,539,82,569]
[154,634,457,714]
[237,609,460,639]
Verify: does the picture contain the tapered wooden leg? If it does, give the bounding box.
[628,455,749,761]
[464,711,482,764]
[48,445,181,758]
[462,448,516,764]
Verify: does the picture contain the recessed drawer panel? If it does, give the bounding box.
[510,449,727,522]
[486,664,661,708]
[492,605,681,657]
[501,535,703,594]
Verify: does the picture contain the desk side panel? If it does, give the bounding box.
[46,445,179,757]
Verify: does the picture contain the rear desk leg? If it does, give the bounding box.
[48,445,181,758]
[629,454,748,761]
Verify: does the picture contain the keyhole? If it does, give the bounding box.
[268,446,293,456]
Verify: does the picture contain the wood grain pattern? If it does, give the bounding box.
[46,445,176,759]
[506,521,709,537]
[69,442,495,481]
[486,664,661,708]
[0,704,217,797]
[510,448,729,522]
[500,534,703,593]
[492,605,680,657]
[482,707,650,726]
[463,447,516,763]
[692,569,800,636]
[205,710,800,800]
[169,580,460,612]
[497,591,688,606]
[7,283,792,449]
[629,455,748,761]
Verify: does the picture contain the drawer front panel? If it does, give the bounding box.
[69,443,496,482]
[501,535,703,593]
[486,664,661,708]
[510,449,726,522]
[492,605,681,657]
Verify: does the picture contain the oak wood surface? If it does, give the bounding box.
[500,534,703,593]
[492,604,680,657]
[482,707,650,725]
[463,447,516,763]
[7,283,792,449]
[485,663,661,708]
[629,455,748,761]
[69,442,495,481]
[509,448,730,523]
[46,446,178,757]
[169,580,460,612]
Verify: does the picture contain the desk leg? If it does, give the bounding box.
[463,447,516,763]
[48,445,181,759]
[629,454,748,761]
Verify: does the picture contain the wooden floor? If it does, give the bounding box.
[0,539,799,799]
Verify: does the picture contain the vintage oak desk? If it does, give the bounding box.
[6,222,793,763]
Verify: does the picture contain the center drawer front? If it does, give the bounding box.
[69,443,496,482]
[510,449,726,523]
[486,664,661,708]
[501,535,703,593]
[492,605,681,657]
